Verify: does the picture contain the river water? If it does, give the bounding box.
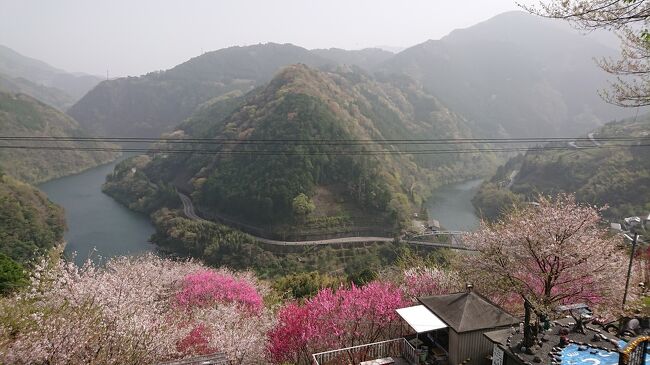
[38,157,481,264]
[425,179,482,231]
[39,156,155,265]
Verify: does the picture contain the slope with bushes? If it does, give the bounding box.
[473,114,650,220]
[0,92,118,184]
[0,172,65,293]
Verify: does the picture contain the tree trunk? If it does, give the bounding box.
[523,299,535,348]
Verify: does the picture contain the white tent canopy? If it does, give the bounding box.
[396,305,448,333]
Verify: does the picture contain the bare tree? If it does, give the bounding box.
[522,0,650,107]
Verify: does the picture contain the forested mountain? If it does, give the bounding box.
[104,64,494,234]
[0,92,118,184]
[0,172,65,293]
[473,114,650,220]
[0,45,101,102]
[68,43,331,137]
[379,11,634,138]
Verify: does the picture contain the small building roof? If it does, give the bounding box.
[418,290,520,333]
[483,328,511,345]
[396,304,448,333]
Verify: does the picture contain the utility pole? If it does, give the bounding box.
[623,232,639,309]
[615,215,649,309]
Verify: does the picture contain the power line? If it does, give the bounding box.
[0,135,646,146]
[0,142,647,156]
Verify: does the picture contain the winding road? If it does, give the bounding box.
[176,192,475,250]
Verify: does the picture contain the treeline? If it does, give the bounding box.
[102,155,179,214]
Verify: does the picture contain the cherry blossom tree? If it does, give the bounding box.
[268,281,410,365]
[398,266,461,301]
[459,194,631,314]
[458,194,640,347]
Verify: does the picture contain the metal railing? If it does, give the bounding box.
[312,338,418,365]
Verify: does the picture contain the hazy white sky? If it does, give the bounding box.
[0,0,527,77]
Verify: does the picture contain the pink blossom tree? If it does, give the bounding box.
[459,194,630,315]
[268,281,410,365]
[176,269,264,312]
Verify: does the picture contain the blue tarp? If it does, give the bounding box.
[560,341,649,365]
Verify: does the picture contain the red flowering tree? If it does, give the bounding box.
[176,270,263,312]
[268,281,410,365]
[173,269,272,363]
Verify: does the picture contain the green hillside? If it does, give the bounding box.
[104,64,495,236]
[0,92,119,184]
[0,172,65,293]
[473,114,650,220]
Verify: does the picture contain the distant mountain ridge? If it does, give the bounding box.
[68,11,638,141]
[0,73,74,110]
[0,45,102,103]
[311,48,394,70]
[68,43,330,137]
[379,11,634,138]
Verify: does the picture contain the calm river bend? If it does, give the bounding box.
[39,155,155,265]
[39,157,481,264]
[425,179,482,231]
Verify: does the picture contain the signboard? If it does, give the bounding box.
[492,345,504,365]
[628,343,646,365]
[620,336,650,365]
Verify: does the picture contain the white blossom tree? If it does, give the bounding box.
[0,253,274,365]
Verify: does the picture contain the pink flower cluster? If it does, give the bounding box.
[176,323,215,355]
[268,281,410,364]
[176,270,263,313]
